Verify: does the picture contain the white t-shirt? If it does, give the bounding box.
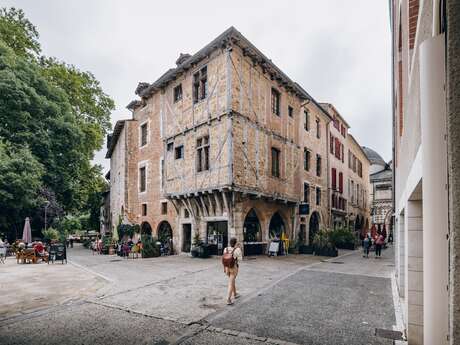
[225,246,243,263]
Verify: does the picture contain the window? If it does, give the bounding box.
[333,117,340,130]
[167,142,174,152]
[193,66,207,103]
[303,183,310,203]
[316,119,321,139]
[288,106,293,118]
[173,84,183,102]
[196,136,210,172]
[331,168,337,190]
[335,138,341,159]
[304,110,309,131]
[348,150,352,169]
[175,145,184,159]
[139,166,146,192]
[142,203,147,216]
[330,134,334,154]
[271,88,280,116]
[161,202,167,215]
[271,147,280,177]
[341,144,344,163]
[140,123,148,147]
[339,172,343,193]
[341,124,346,137]
[316,154,321,177]
[358,160,363,178]
[303,148,310,171]
[316,187,321,206]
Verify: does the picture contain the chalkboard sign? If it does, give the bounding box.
[48,243,67,264]
[268,241,279,256]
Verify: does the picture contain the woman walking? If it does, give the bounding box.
[375,232,384,258]
[222,237,243,305]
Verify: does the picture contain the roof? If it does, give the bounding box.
[348,134,371,163]
[362,147,387,166]
[370,167,392,182]
[127,26,331,119]
[105,120,130,159]
[319,103,351,128]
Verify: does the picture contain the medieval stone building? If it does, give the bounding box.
[106,27,370,255]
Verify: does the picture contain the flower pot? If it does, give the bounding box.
[299,245,314,254]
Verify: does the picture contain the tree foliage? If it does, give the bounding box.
[0,8,114,240]
[0,141,44,234]
[0,7,40,58]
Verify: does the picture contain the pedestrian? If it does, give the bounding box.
[362,236,371,258]
[70,238,74,248]
[222,237,243,305]
[375,233,384,258]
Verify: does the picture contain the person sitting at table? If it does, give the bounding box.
[33,241,47,257]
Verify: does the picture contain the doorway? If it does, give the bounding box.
[309,211,320,244]
[182,224,191,252]
[206,221,228,255]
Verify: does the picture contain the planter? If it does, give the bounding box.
[108,247,115,255]
[299,245,314,254]
[191,248,199,257]
[336,242,356,250]
[314,246,338,257]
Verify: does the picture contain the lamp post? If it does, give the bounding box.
[44,201,50,232]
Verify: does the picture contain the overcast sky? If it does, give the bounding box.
[4,0,392,172]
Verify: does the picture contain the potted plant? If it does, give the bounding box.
[329,227,357,250]
[312,229,338,257]
[141,236,160,258]
[190,233,210,258]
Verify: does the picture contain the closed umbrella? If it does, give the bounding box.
[22,217,32,244]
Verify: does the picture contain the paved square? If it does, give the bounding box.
[0,245,399,344]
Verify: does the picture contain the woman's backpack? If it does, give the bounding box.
[222,247,236,268]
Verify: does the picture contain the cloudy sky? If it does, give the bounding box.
[5,0,392,172]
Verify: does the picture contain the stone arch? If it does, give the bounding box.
[141,221,153,237]
[243,208,262,242]
[268,212,286,239]
[157,221,173,244]
[354,215,362,232]
[309,211,321,244]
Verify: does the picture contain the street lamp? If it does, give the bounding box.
[44,201,50,231]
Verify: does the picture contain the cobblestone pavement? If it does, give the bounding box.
[0,244,400,345]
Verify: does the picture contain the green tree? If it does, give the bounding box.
[0,7,40,58]
[0,8,115,238]
[0,141,44,237]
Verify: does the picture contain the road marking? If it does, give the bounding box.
[68,260,115,283]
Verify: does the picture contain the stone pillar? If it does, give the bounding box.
[406,200,423,345]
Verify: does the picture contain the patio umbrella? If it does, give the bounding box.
[112,225,119,242]
[22,217,32,243]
